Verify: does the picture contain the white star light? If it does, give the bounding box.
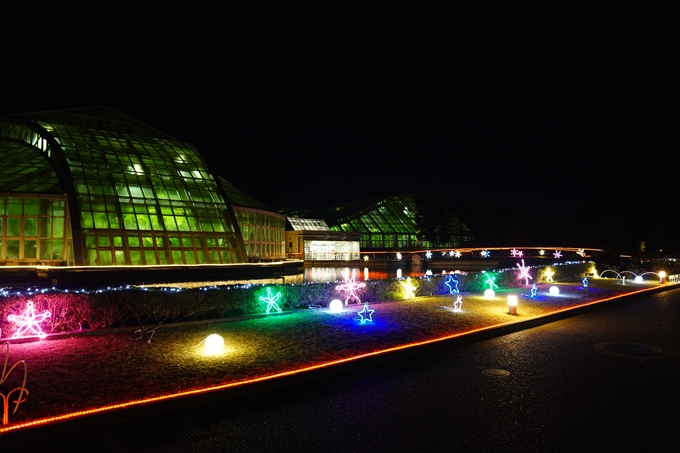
[539,250,546,256]
[425,251,432,259]
[553,250,563,259]
[453,296,463,312]
[516,259,533,285]
[454,250,462,258]
[576,249,587,257]
[510,248,523,257]
[480,249,490,258]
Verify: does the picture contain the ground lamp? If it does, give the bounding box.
[329,299,343,313]
[204,334,224,355]
[507,295,518,315]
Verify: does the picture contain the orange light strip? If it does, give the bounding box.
[0,284,664,435]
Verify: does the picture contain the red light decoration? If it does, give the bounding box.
[7,301,51,340]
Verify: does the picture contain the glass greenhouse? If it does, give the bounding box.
[0,107,285,266]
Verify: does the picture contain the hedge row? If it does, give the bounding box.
[0,262,591,336]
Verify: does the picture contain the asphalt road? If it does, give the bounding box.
[5,286,680,452]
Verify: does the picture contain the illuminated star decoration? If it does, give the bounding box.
[335,269,366,305]
[544,267,555,282]
[516,259,533,285]
[530,284,537,297]
[396,252,402,260]
[576,249,587,258]
[480,249,490,258]
[363,255,369,261]
[454,250,462,258]
[510,248,523,258]
[582,277,589,288]
[553,250,563,259]
[425,251,432,259]
[539,250,546,256]
[7,301,52,339]
[485,273,498,290]
[445,275,460,294]
[357,302,374,324]
[401,277,417,299]
[259,287,283,314]
[453,295,463,312]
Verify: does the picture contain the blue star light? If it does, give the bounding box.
[530,284,537,297]
[445,276,460,294]
[357,302,375,324]
[259,287,282,314]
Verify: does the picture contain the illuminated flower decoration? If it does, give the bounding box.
[357,302,374,324]
[530,283,537,297]
[582,277,588,288]
[510,248,523,258]
[259,287,283,314]
[401,277,417,299]
[576,249,587,258]
[485,273,498,290]
[0,343,28,425]
[396,252,402,260]
[453,295,463,312]
[480,249,490,258]
[516,259,532,285]
[544,267,555,283]
[539,250,546,256]
[363,255,369,261]
[445,275,460,294]
[454,250,462,258]
[553,250,563,259]
[425,251,432,259]
[7,301,51,339]
[335,269,366,305]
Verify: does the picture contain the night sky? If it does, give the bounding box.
[2,5,678,253]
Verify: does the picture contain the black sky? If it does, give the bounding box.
[2,4,678,252]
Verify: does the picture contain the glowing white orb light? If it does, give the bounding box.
[205,334,224,355]
[549,286,559,295]
[634,276,643,283]
[484,289,496,299]
[507,295,518,315]
[329,299,343,313]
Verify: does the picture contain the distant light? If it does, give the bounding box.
[549,286,559,295]
[204,334,224,355]
[329,299,344,312]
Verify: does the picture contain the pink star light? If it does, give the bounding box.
[7,301,51,339]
